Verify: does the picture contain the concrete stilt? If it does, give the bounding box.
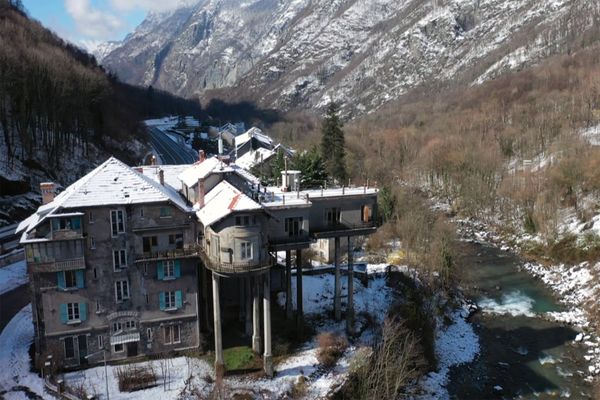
[285,250,293,320]
[334,236,341,321]
[211,272,224,377]
[296,249,303,332]
[346,236,354,334]
[245,277,253,336]
[252,276,262,354]
[263,272,273,377]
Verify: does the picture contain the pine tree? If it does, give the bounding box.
[292,147,328,188]
[321,102,347,183]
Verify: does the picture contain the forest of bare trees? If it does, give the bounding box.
[0,0,201,177]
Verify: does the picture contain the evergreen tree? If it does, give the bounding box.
[321,102,347,183]
[292,147,328,188]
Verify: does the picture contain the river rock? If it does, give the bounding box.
[575,333,584,342]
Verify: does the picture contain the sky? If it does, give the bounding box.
[21,0,194,51]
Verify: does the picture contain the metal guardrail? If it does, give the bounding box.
[134,246,201,262]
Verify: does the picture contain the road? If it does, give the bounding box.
[147,127,198,165]
[0,284,29,334]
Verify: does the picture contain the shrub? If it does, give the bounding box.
[115,363,157,392]
[316,332,348,368]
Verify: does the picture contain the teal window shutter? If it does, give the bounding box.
[157,261,164,280]
[76,270,85,288]
[57,272,65,290]
[71,217,81,230]
[80,303,87,321]
[174,260,181,278]
[175,290,183,309]
[159,292,166,310]
[59,304,68,324]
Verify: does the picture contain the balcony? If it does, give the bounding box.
[311,220,378,239]
[134,244,201,263]
[268,232,312,251]
[28,257,86,273]
[198,248,273,275]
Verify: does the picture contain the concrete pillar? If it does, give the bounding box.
[346,236,354,334]
[296,249,303,332]
[245,277,253,336]
[334,236,341,321]
[211,272,224,376]
[252,276,262,354]
[263,272,274,377]
[285,250,293,320]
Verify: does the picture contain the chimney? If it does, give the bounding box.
[197,178,205,208]
[218,133,224,155]
[40,182,55,205]
[198,150,206,163]
[158,169,165,186]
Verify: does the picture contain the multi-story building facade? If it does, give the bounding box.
[18,158,200,368]
[19,151,378,377]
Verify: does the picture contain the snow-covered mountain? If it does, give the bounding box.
[101,0,598,115]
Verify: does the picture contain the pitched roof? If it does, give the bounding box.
[196,180,262,227]
[179,157,260,188]
[18,157,190,235]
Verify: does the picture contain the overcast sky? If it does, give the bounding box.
[22,0,195,51]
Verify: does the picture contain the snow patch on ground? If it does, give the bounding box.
[0,259,28,295]
[415,307,480,400]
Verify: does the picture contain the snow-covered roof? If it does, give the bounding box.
[19,157,191,235]
[235,127,273,149]
[179,157,260,188]
[235,147,276,170]
[196,180,262,227]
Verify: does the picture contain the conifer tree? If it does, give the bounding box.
[321,102,347,183]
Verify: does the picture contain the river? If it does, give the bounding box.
[447,241,592,399]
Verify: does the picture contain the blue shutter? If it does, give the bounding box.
[59,304,68,324]
[79,303,87,321]
[175,290,183,309]
[71,217,81,230]
[159,292,166,310]
[174,260,181,278]
[57,272,65,290]
[157,262,164,280]
[75,270,85,289]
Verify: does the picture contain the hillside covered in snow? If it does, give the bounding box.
[100,0,600,116]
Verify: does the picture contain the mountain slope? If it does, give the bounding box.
[0,1,201,225]
[101,0,600,116]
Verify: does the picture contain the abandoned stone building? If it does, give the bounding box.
[18,151,378,376]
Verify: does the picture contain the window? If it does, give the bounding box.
[113,250,127,270]
[159,290,183,310]
[110,210,125,236]
[93,268,97,279]
[326,208,341,226]
[125,320,136,329]
[143,236,157,252]
[114,343,124,353]
[64,270,77,289]
[235,216,252,226]
[147,328,153,342]
[95,301,100,313]
[168,233,184,249]
[164,260,175,278]
[89,211,94,224]
[165,291,176,309]
[361,205,372,223]
[159,207,172,218]
[67,303,80,321]
[240,242,253,260]
[164,325,181,344]
[285,217,303,237]
[145,294,149,304]
[140,208,144,218]
[113,322,122,333]
[64,337,75,359]
[115,280,130,302]
[98,335,104,349]
[89,236,96,250]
